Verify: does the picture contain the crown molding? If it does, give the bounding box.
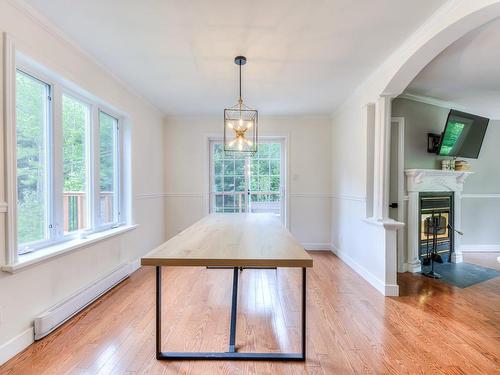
[398,93,464,111]
[398,93,500,120]
[6,0,163,116]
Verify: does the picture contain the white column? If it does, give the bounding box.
[406,191,421,272]
[451,191,464,263]
[372,95,392,220]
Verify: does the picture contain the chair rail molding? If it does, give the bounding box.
[405,169,474,272]
[0,202,7,213]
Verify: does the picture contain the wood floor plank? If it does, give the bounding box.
[1,252,499,375]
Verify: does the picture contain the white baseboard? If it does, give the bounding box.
[331,244,399,297]
[0,258,143,366]
[34,260,140,340]
[129,258,141,273]
[0,328,34,366]
[302,243,332,251]
[460,244,500,253]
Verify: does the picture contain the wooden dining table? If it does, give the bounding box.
[141,213,313,361]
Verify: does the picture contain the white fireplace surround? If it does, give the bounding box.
[405,169,474,273]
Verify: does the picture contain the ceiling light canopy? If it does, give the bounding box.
[224,56,258,153]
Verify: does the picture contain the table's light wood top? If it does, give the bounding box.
[141,214,313,268]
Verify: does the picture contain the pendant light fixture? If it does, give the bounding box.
[224,56,258,153]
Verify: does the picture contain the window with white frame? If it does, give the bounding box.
[15,66,124,255]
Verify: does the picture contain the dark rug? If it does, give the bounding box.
[421,261,500,288]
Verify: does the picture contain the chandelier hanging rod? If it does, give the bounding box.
[234,56,246,105]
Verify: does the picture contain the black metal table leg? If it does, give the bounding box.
[228,267,239,353]
[155,266,307,361]
[156,266,162,359]
[302,267,306,358]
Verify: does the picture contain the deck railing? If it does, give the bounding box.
[63,191,113,232]
[211,192,281,214]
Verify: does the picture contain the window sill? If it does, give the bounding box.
[1,224,138,274]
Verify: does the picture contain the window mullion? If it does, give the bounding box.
[115,120,121,225]
[91,106,100,230]
[52,84,64,240]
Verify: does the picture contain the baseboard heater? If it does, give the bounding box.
[34,261,138,340]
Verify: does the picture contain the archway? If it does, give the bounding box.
[371,0,500,295]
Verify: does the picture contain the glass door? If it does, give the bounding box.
[209,139,285,219]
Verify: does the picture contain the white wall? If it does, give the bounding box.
[164,115,332,249]
[392,97,500,249]
[330,99,399,295]
[0,0,165,362]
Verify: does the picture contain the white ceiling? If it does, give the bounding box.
[406,17,500,119]
[23,0,446,115]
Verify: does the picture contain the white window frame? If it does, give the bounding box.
[3,37,129,269]
[96,109,123,232]
[14,67,55,254]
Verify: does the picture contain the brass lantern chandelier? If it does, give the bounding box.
[224,56,258,153]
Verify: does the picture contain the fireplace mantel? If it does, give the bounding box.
[404,169,474,272]
[405,169,474,193]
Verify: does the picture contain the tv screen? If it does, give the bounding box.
[438,110,489,159]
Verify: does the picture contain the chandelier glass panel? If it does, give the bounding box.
[224,56,258,153]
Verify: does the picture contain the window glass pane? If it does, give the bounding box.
[250,176,258,191]
[234,159,245,175]
[16,70,50,248]
[259,176,270,191]
[214,159,223,175]
[270,160,280,175]
[257,143,269,158]
[250,159,258,175]
[215,195,223,212]
[99,112,118,225]
[213,143,223,160]
[223,194,234,207]
[224,176,235,192]
[269,143,280,159]
[214,176,223,192]
[63,95,90,233]
[235,176,245,192]
[258,160,270,175]
[270,176,280,191]
[223,159,234,175]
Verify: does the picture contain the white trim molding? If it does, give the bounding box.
[3,32,18,266]
[0,327,34,366]
[163,193,204,198]
[135,192,168,200]
[391,117,406,273]
[460,244,500,253]
[462,193,500,199]
[331,243,399,296]
[290,193,333,199]
[33,261,135,340]
[331,194,366,202]
[0,202,7,213]
[302,243,332,251]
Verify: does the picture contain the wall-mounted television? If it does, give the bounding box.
[437,109,489,159]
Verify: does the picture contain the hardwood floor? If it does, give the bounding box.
[1,252,499,374]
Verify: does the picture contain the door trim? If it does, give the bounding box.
[391,117,406,272]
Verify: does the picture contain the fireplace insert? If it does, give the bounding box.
[419,192,454,262]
